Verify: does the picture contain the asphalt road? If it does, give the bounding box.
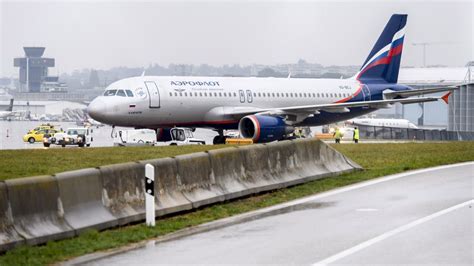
[90,162,473,265]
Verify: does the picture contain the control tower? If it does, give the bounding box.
[13,47,55,92]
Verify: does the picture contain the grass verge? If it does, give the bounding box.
[0,142,473,265]
[0,145,227,180]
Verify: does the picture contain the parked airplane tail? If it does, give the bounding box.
[356,14,407,83]
[6,99,14,112]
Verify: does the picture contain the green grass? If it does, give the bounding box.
[0,145,227,180]
[0,142,473,265]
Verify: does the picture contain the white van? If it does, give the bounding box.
[114,129,156,146]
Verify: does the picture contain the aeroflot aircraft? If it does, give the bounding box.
[88,14,456,144]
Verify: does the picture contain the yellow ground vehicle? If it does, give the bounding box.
[23,128,61,144]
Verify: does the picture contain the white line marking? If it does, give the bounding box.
[313,199,474,265]
[355,208,378,212]
[251,162,474,215]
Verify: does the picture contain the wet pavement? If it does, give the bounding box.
[89,163,474,265]
[0,121,217,150]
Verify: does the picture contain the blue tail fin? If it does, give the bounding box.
[356,14,407,83]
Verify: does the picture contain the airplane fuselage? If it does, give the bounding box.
[88,76,409,129]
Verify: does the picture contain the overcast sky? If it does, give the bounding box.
[1,0,472,77]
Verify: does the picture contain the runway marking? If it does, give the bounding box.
[313,199,474,265]
[355,208,378,212]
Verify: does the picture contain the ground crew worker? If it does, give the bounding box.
[333,127,343,144]
[294,128,301,138]
[353,127,360,143]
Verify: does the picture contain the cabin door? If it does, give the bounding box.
[144,81,160,108]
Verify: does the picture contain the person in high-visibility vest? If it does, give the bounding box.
[353,127,360,143]
[333,127,343,144]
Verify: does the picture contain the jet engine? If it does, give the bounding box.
[238,115,294,143]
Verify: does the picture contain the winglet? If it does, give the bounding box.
[441,92,452,104]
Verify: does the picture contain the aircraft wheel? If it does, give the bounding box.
[213,136,227,145]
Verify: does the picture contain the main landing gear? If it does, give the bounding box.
[213,129,227,145]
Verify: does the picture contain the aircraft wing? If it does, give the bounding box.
[383,86,458,99]
[227,96,443,120]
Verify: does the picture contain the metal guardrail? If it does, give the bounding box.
[358,125,474,141]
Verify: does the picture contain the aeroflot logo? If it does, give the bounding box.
[170,81,220,86]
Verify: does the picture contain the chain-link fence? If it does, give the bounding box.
[358,125,474,141]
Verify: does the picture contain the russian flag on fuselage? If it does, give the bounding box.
[357,14,407,84]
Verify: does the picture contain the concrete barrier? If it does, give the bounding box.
[0,138,360,252]
[5,175,74,246]
[208,147,250,200]
[319,142,360,172]
[99,162,145,225]
[0,182,24,252]
[293,138,330,180]
[175,152,226,208]
[55,168,118,235]
[139,158,193,216]
[237,144,282,192]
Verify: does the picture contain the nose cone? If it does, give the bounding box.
[87,98,108,123]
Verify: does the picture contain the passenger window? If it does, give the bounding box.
[219,92,222,97]
[184,92,187,96]
[126,90,134,97]
[117,90,126,97]
[175,92,178,96]
[317,93,320,97]
[169,92,173,96]
[179,92,183,96]
[272,93,275,97]
[199,92,203,96]
[233,92,237,97]
[253,93,257,97]
[204,92,207,96]
[104,90,117,96]
[286,93,289,97]
[224,92,227,97]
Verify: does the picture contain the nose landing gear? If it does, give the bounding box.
[213,129,227,145]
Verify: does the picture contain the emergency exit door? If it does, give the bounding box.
[144,81,160,108]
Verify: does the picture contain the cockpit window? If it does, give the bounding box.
[104,90,117,96]
[125,90,134,97]
[117,90,126,97]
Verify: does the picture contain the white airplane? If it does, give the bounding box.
[0,99,18,119]
[346,118,418,129]
[88,14,457,144]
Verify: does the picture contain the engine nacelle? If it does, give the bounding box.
[156,128,172,142]
[238,115,294,143]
